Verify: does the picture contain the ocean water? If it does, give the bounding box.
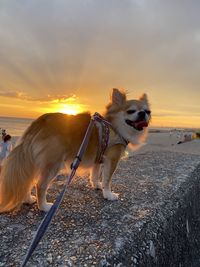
[0,116,33,136]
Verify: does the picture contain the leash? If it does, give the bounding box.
[20,112,103,267]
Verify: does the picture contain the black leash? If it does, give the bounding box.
[20,112,102,267]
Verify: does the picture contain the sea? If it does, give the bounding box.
[0,116,33,136]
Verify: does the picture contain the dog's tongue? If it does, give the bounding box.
[134,121,148,129]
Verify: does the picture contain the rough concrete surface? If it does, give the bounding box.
[0,151,200,267]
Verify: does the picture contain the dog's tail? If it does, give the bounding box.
[0,143,35,213]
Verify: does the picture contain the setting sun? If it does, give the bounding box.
[57,103,84,115]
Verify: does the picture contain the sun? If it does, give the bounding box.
[40,96,87,115]
[58,103,83,115]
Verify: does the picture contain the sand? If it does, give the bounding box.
[134,131,200,156]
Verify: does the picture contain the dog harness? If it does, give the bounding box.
[94,114,128,163]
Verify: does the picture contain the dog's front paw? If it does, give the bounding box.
[103,190,119,200]
[92,181,102,190]
[24,195,36,205]
[39,202,53,212]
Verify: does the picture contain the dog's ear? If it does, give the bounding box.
[139,93,148,104]
[111,88,126,106]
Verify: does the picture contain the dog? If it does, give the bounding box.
[0,88,151,212]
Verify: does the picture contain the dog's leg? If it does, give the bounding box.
[102,159,119,200]
[90,163,102,190]
[102,145,124,201]
[36,180,53,212]
[36,163,61,212]
[24,191,36,204]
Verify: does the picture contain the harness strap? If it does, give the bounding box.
[94,113,128,163]
[95,118,110,163]
[108,127,129,148]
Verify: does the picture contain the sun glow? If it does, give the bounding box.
[37,96,88,116]
[57,103,84,115]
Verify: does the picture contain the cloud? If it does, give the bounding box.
[0,0,199,96]
[0,0,200,125]
[154,109,200,118]
[0,91,24,99]
[0,90,77,103]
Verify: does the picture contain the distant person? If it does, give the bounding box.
[196,131,200,139]
[1,129,6,140]
[0,134,12,172]
[177,133,193,145]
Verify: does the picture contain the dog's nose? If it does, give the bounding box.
[138,111,146,120]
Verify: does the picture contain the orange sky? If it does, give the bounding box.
[0,1,200,128]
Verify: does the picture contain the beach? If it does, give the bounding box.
[135,130,200,155]
[1,130,200,266]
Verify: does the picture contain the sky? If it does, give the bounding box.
[0,0,200,128]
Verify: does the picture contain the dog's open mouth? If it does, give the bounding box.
[125,119,148,131]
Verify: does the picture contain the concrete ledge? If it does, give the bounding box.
[108,162,200,267]
[0,151,200,267]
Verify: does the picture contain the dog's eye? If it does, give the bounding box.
[145,110,151,115]
[127,110,136,114]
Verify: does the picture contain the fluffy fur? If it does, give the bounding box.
[0,89,151,212]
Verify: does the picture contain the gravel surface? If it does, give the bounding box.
[0,151,200,267]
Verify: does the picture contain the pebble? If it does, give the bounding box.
[70,256,77,261]
[47,253,53,264]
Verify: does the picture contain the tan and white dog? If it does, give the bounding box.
[0,89,151,213]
